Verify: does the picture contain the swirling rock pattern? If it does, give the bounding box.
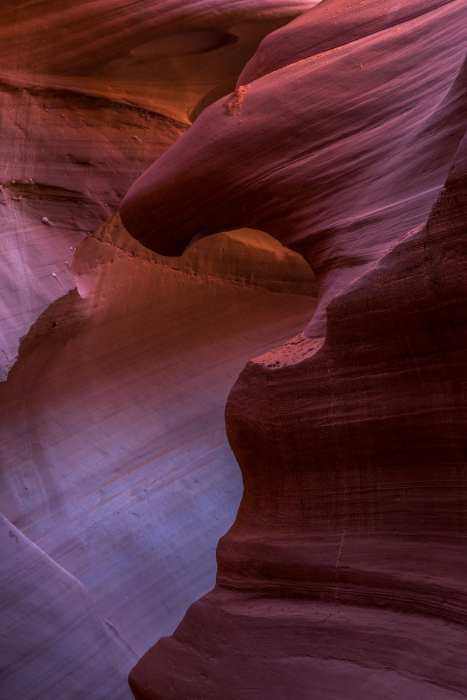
[121,0,467,335]
[0,214,316,699]
[0,1,319,698]
[123,1,467,698]
[0,0,317,379]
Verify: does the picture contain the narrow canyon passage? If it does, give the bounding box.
[2,1,467,699]
[0,3,319,699]
[121,1,467,699]
[0,218,317,654]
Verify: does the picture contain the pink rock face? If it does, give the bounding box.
[1,2,321,699]
[3,0,467,698]
[120,0,467,335]
[122,1,467,698]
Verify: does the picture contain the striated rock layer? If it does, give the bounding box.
[121,0,467,335]
[0,0,318,379]
[1,1,320,697]
[124,1,467,698]
[0,215,316,698]
[132,133,467,700]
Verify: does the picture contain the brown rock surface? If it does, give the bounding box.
[123,1,467,698]
[0,2,319,698]
[0,0,317,379]
[0,215,316,697]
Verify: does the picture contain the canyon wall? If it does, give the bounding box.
[0,0,319,378]
[2,1,467,698]
[122,1,467,698]
[0,2,318,699]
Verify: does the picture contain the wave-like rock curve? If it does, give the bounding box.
[123,1,467,698]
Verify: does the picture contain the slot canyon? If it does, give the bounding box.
[1,1,467,699]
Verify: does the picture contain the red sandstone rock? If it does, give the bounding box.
[124,1,467,698]
[3,0,467,698]
[0,2,319,698]
[120,0,467,337]
[0,215,316,698]
[130,133,467,695]
[0,0,316,378]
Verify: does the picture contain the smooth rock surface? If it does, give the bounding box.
[4,1,467,698]
[0,512,136,700]
[0,1,319,697]
[0,86,185,379]
[121,0,467,337]
[0,214,316,661]
[124,1,467,698]
[130,126,467,699]
[0,0,318,379]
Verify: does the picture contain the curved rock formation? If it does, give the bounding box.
[1,2,320,698]
[132,131,467,700]
[120,0,467,335]
[4,1,467,698]
[122,1,467,698]
[0,215,316,698]
[0,0,318,379]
